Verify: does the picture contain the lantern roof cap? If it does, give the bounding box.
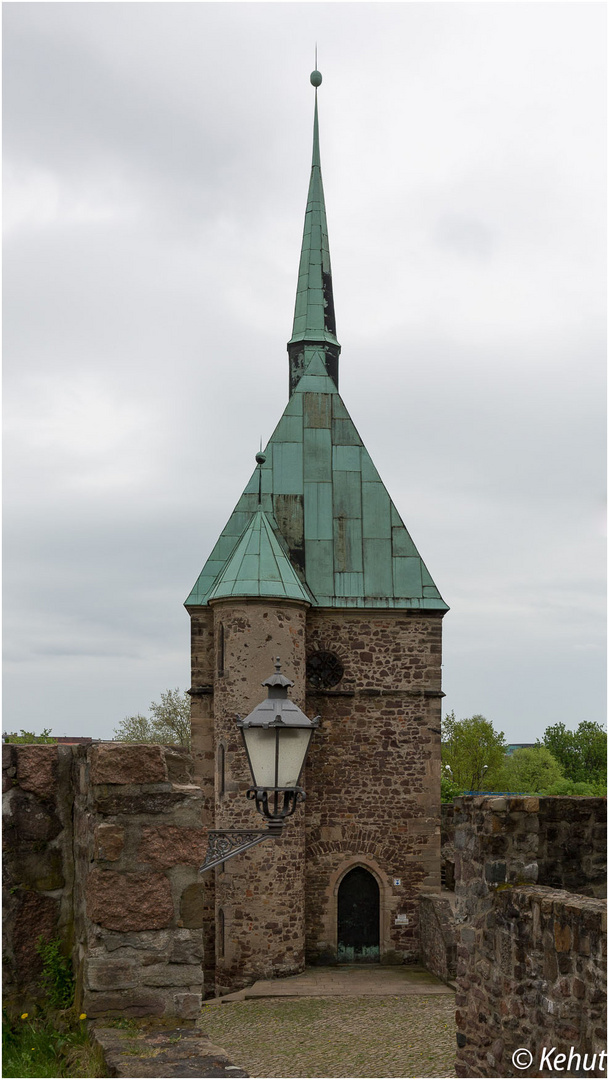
[262,657,294,690]
[237,661,319,729]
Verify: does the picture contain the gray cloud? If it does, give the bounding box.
[3,3,605,741]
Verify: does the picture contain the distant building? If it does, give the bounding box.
[505,743,537,756]
[186,71,449,996]
[54,737,94,745]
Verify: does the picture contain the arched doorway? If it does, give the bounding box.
[337,866,380,962]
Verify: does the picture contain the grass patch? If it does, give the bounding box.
[103,1017,140,1032]
[2,1012,105,1078]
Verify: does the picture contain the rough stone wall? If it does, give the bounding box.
[304,610,443,964]
[210,598,309,995]
[3,742,207,1021]
[454,795,607,1078]
[537,798,607,897]
[454,796,607,923]
[455,886,606,1078]
[419,891,457,984]
[75,743,205,1019]
[3,744,76,1012]
[188,606,216,994]
[441,802,455,890]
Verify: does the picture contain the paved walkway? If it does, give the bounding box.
[221,964,454,999]
[201,967,456,1078]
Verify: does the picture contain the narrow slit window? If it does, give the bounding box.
[219,743,226,797]
[218,909,225,958]
[218,623,225,677]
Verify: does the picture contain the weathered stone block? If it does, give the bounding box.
[138,826,207,869]
[164,747,194,785]
[86,958,138,990]
[94,790,195,816]
[141,963,203,987]
[2,743,16,769]
[4,791,62,845]
[4,848,65,892]
[12,892,60,983]
[101,930,171,954]
[179,883,207,929]
[484,861,506,884]
[94,824,125,861]
[170,936,205,964]
[86,869,174,931]
[554,922,572,952]
[15,745,58,800]
[173,992,202,1019]
[82,989,166,1018]
[90,744,167,785]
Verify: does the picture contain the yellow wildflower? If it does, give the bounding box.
[79,1013,87,1020]
[21,1013,28,1019]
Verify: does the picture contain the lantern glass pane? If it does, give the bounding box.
[276,727,312,788]
[242,727,276,788]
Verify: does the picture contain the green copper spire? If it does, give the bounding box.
[287,70,341,397]
[206,508,312,604]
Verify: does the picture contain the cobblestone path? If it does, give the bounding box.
[200,995,456,1078]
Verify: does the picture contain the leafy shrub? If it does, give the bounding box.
[3,729,56,744]
[441,775,464,803]
[540,777,607,797]
[36,937,74,1010]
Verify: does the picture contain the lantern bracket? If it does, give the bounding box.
[199,826,284,873]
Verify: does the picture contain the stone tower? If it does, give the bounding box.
[186,71,448,996]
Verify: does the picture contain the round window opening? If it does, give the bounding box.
[306,651,344,689]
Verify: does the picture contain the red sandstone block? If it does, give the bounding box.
[86,869,174,931]
[94,824,125,861]
[90,743,167,785]
[16,745,58,800]
[138,826,207,869]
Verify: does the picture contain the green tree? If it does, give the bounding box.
[442,711,507,791]
[114,689,191,749]
[3,729,56,744]
[540,778,606,797]
[441,772,463,803]
[503,746,563,793]
[541,721,607,786]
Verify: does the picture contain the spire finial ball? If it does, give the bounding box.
[255,452,266,465]
[310,70,322,87]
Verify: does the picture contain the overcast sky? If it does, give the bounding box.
[4,2,606,743]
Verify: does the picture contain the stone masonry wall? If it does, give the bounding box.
[441,802,456,890]
[419,891,457,984]
[3,743,76,1012]
[211,598,309,995]
[454,796,607,1078]
[75,743,205,1019]
[454,796,606,925]
[4,742,207,1021]
[304,609,444,964]
[455,886,606,1078]
[188,605,216,994]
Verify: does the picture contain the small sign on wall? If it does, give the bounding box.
[395,913,409,924]
[393,878,401,886]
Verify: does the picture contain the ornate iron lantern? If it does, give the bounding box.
[200,659,319,872]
